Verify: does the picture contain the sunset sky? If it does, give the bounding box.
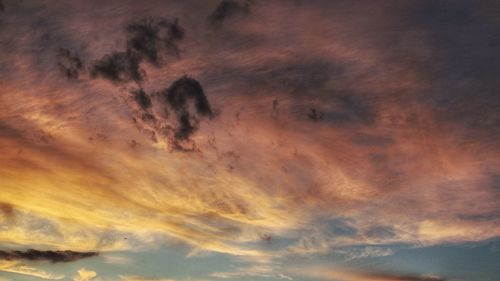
[1,1,500,281]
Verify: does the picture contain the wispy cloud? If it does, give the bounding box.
[0,261,64,280]
[336,246,395,261]
[210,264,292,280]
[102,254,131,265]
[120,276,176,281]
[289,265,446,281]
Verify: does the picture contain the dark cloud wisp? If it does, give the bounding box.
[126,17,184,64]
[91,51,143,83]
[132,88,152,111]
[57,48,83,80]
[208,0,251,27]
[0,249,98,263]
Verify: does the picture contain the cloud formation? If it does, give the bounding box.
[289,265,446,281]
[208,0,251,28]
[73,268,97,281]
[90,17,183,84]
[57,48,84,80]
[0,261,64,280]
[0,249,98,263]
[0,1,500,280]
[120,277,175,281]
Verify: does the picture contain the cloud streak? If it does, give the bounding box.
[0,249,98,263]
[0,261,64,280]
[289,265,446,281]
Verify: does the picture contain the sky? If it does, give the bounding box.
[0,0,500,280]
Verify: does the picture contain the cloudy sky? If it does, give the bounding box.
[1,0,500,280]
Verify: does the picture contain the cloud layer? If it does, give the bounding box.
[1,0,500,280]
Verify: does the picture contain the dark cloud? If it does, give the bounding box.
[0,122,24,139]
[0,202,13,217]
[162,76,214,150]
[174,111,197,142]
[260,233,272,242]
[57,48,83,80]
[458,213,499,222]
[203,58,378,126]
[272,99,279,111]
[165,76,213,117]
[203,58,343,98]
[91,17,184,84]
[326,94,376,125]
[131,88,152,111]
[404,1,500,141]
[91,51,143,83]
[488,173,500,193]
[126,18,163,65]
[329,218,357,237]
[208,0,251,27]
[307,108,323,122]
[86,16,197,151]
[353,134,393,147]
[364,226,396,239]
[125,17,184,65]
[128,77,214,151]
[271,99,279,119]
[365,272,446,281]
[0,249,98,263]
[0,0,4,12]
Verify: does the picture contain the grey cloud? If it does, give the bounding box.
[208,0,251,28]
[0,249,98,263]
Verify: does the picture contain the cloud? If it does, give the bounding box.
[127,76,216,151]
[1,0,500,269]
[337,246,395,261]
[307,108,324,122]
[289,265,446,281]
[91,51,143,83]
[102,254,131,265]
[0,249,98,263]
[210,264,293,280]
[0,202,14,219]
[57,48,83,80]
[208,0,251,28]
[162,76,214,150]
[120,276,176,281]
[73,268,97,281]
[125,17,184,65]
[363,226,396,240]
[83,15,213,151]
[90,17,184,84]
[165,76,213,118]
[131,88,152,111]
[0,261,65,280]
